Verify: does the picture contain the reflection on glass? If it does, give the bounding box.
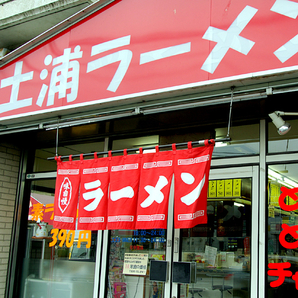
[21,180,97,298]
[214,124,259,158]
[112,135,159,155]
[267,165,298,297]
[179,178,252,298]
[108,229,167,298]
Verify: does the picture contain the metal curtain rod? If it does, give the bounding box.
[47,137,231,161]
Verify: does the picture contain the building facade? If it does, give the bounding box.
[0,0,99,52]
[1,1,298,298]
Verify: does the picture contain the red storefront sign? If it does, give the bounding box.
[1,0,298,121]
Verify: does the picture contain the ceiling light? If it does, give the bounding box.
[269,111,292,135]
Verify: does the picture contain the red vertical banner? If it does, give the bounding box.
[174,141,214,229]
[107,150,141,230]
[136,147,174,229]
[53,156,80,230]
[77,154,110,230]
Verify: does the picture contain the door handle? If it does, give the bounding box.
[174,237,179,253]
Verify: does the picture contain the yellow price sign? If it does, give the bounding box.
[50,229,91,248]
[217,180,225,197]
[209,181,217,197]
[233,179,241,197]
[225,180,233,197]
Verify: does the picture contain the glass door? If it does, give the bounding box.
[172,166,259,298]
[102,178,175,298]
[21,178,101,298]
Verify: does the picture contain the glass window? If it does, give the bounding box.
[112,135,159,152]
[33,141,105,172]
[267,164,298,297]
[20,179,98,298]
[179,178,252,298]
[107,229,167,298]
[160,123,259,159]
[214,124,259,158]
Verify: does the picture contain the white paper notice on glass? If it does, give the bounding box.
[123,253,148,276]
[204,245,217,267]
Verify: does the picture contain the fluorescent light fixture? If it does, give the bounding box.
[269,168,298,188]
[215,141,228,147]
[268,169,282,180]
[136,148,156,154]
[283,178,298,188]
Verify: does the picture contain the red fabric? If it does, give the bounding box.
[53,158,80,230]
[136,149,174,229]
[77,155,110,230]
[53,141,215,231]
[107,153,141,230]
[174,141,214,229]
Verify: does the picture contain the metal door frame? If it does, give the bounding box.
[170,165,259,298]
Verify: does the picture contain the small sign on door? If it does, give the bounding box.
[123,253,148,275]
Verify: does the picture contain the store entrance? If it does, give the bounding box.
[171,166,259,298]
[105,166,259,298]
